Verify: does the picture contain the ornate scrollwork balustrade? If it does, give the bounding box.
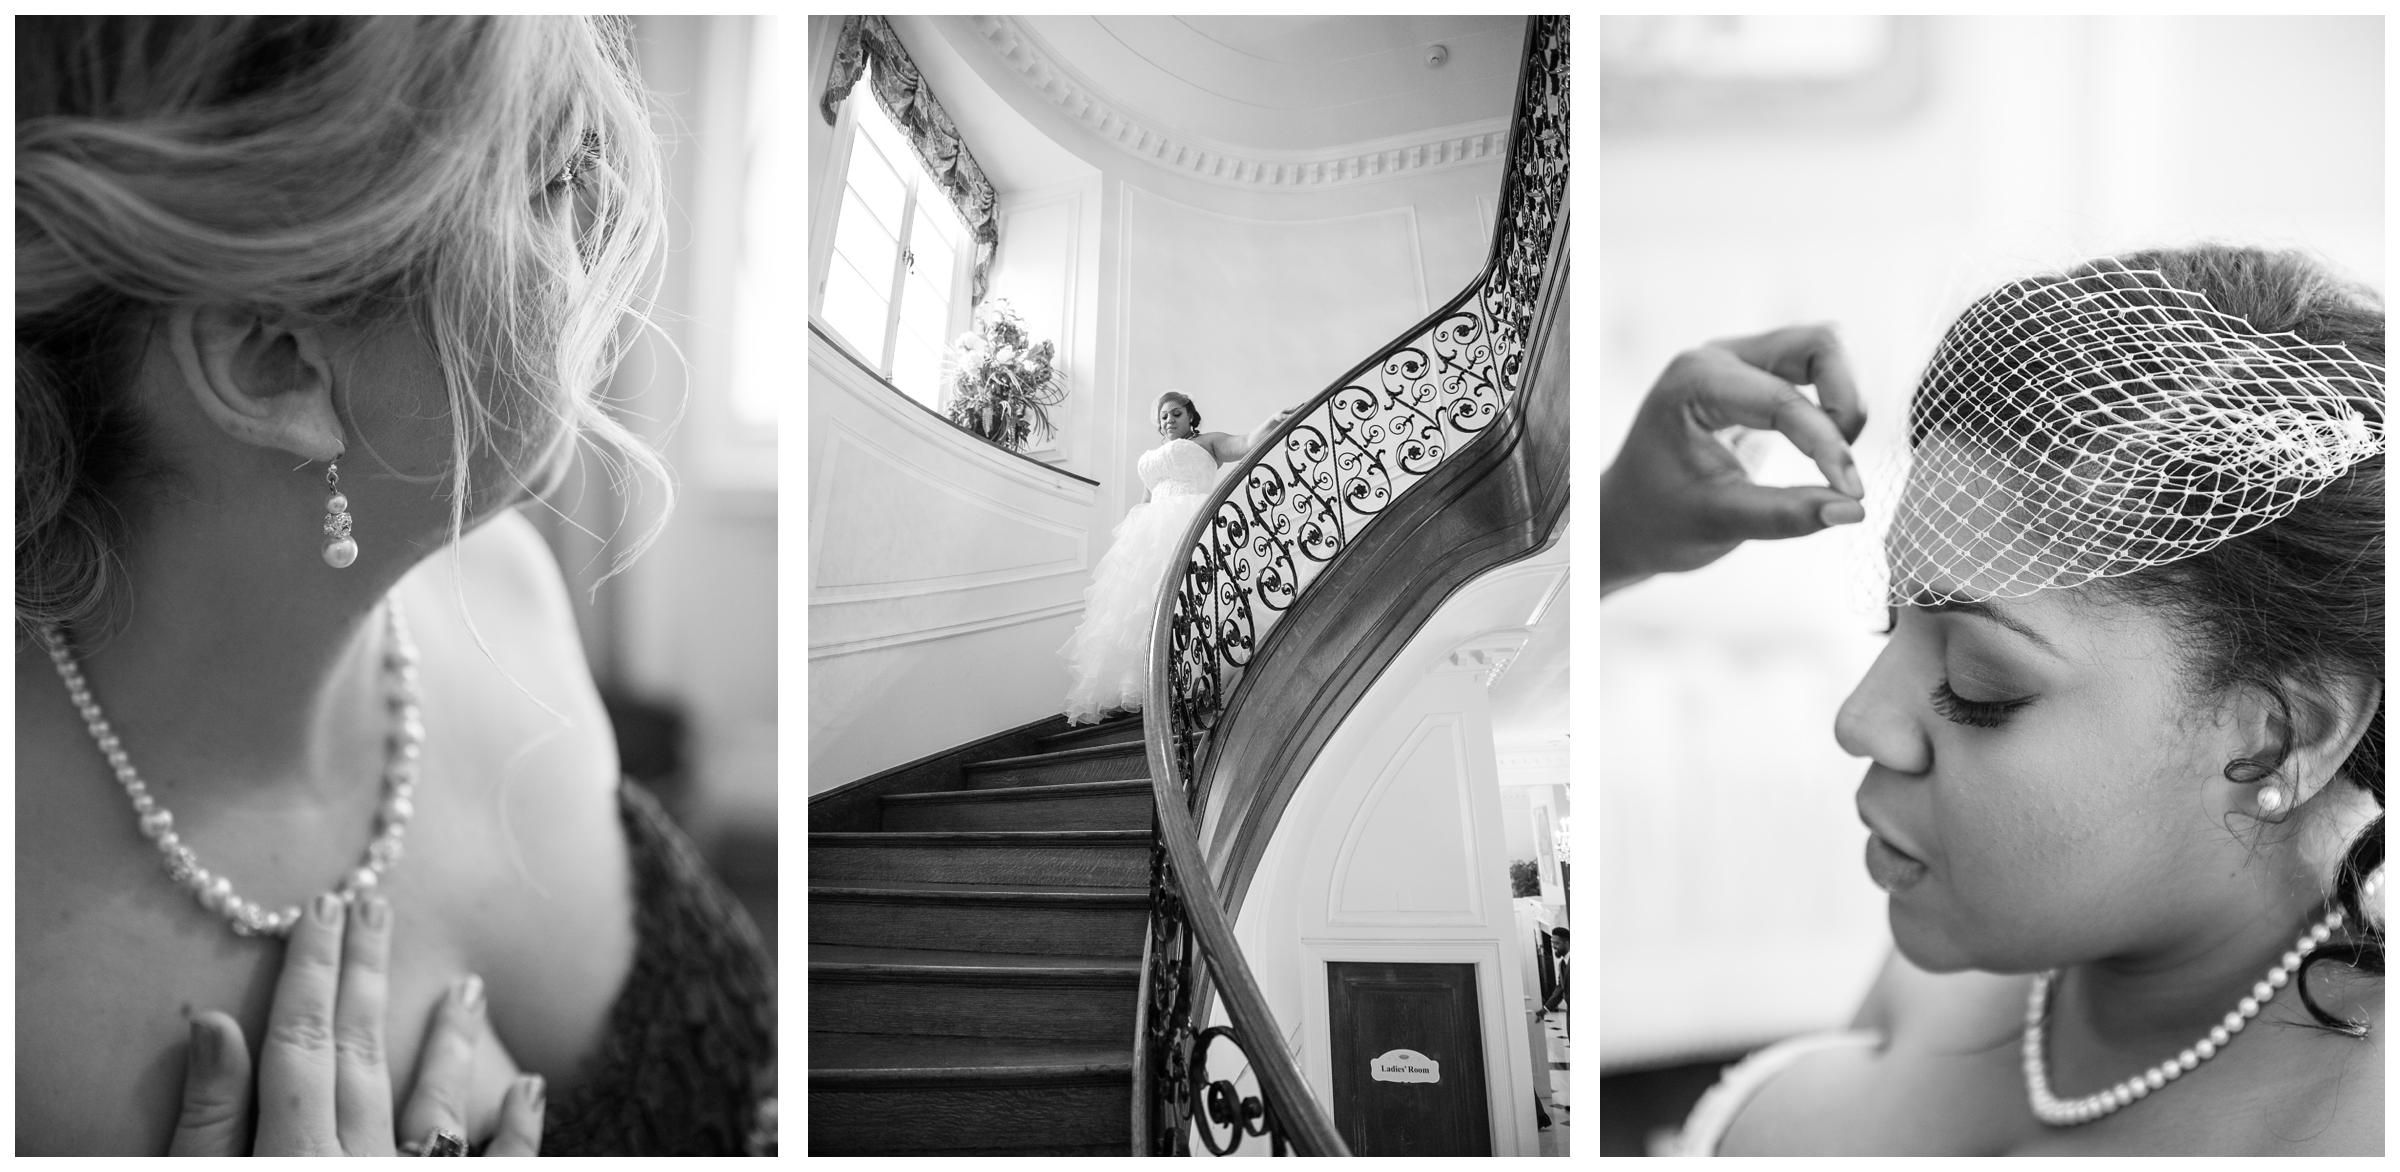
[1133,16,1568,1157]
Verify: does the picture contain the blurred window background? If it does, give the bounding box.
[532,16,788,952]
[1596,14,2379,1153]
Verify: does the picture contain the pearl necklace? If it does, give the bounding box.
[2023,879,2377,1127]
[39,603,422,938]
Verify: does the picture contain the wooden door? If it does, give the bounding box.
[1326,961,1492,1155]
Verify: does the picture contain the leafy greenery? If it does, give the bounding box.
[944,299,1066,452]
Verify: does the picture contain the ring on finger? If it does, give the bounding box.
[399,1128,468,1156]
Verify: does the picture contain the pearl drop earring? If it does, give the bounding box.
[2256,786,2287,817]
[321,460,357,568]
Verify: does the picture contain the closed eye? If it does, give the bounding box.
[1929,680,2034,729]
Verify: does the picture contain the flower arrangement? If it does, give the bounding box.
[943,299,1066,452]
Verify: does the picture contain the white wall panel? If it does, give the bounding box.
[807,332,1099,789]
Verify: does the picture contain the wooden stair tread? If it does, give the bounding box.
[812,881,1147,902]
[881,779,1150,805]
[969,741,1146,771]
[810,1031,1131,1081]
[1033,716,1146,751]
[810,942,1140,974]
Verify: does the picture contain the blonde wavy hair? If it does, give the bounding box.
[16,16,672,633]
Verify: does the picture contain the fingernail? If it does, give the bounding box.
[458,974,485,1014]
[360,895,388,930]
[519,1074,546,1111]
[312,893,343,925]
[1820,501,1866,527]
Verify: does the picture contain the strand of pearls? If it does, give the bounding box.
[2024,872,2381,1127]
[39,603,421,938]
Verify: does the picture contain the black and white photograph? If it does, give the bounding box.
[15,16,780,1154]
[1597,15,2383,1157]
[807,15,1567,1156]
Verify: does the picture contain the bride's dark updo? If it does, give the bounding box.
[1155,390,1201,429]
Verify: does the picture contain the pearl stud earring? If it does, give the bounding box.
[2256,786,2287,817]
[321,461,357,569]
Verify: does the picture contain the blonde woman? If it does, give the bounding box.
[16,17,771,1154]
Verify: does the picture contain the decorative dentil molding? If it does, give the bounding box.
[1494,744,1568,775]
[970,16,1512,191]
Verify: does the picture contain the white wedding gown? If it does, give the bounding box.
[1059,437,1224,725]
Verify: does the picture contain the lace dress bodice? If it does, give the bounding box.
[1139,438,1220,499]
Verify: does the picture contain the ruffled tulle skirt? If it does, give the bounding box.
[1060,490,1210,725]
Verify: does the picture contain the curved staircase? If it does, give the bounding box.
[808,715,1154,1156]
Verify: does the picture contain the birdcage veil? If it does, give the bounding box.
[1868,257,2384,607]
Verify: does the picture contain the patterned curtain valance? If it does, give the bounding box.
[821,15,999,304]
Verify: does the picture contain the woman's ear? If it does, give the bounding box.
[2276,672,2382,807]
[165,304,345,462]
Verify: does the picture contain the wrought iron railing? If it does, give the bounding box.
[1133,16,1568,1156]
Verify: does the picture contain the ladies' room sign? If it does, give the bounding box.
[1370,1049,1440,1084]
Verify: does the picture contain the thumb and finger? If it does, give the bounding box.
[167,1012,254,1156]
[1711,324,1869,443]
[1703,482,1868,543]
[1678,351,1866,502]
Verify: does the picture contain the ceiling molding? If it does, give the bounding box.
[970,16,1512,191]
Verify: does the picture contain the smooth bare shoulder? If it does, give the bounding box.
[1196,430,1244,464]
[449,509,587,639]
[1717,951,2029,1155]
[2256,977,2382,1155]
[400,508,620,793]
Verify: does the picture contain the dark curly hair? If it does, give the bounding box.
[1912,244,2384,1032]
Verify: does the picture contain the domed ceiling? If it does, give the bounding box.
[963,15,1528,188]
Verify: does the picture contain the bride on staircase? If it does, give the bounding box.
[1060,391,1291,725]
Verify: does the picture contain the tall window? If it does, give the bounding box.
[819,65,972,408]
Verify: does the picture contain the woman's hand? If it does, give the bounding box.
[1600,325,1868,595]
[1234,406,1301,459]
[166,892,546,1155]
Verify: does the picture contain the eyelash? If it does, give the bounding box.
[548,131,603,195]
[1928,681,2034,729]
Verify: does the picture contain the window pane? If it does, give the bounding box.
[856,73,913,157]
[910,230,957,297]
[844,136,907,239]
[900,264,953,355]
[821,256,891,363]
[917,193,968,250]
[832,189,898,294]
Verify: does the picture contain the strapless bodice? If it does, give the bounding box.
[1138,438,1221,498]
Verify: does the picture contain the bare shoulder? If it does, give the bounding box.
[399,509,619,792]
[450,509,587,641]
[1196,430,1243,463]
[2255,978,2382,1155]
[399,509,637,1080]
[1718,952,2028,1155]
